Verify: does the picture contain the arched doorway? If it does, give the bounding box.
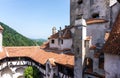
[1,67,13,78]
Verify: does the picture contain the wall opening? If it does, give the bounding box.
[90,0,94,6]
[117,0,120,3]
[92,13,99,18]
[61,40,63,44]
[51,39,55,44]
[84,58,93,72]
[99,53,104,69]
[77,0,83,4]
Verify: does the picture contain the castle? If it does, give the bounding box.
[0,0,119,78]
[70,0,120,78]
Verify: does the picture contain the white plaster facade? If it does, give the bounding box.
[60,39,72,50]
[49,39,59,49]
[49,38,72,50]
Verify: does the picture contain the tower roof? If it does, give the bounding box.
[102,11,120,55]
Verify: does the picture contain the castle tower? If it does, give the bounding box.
[0,25,3,52]
[52,27,56,35]
[73,15,87,78]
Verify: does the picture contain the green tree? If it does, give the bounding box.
[0,22,36,46]
[24,66,40,78]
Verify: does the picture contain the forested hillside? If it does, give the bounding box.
[0,22,45,46]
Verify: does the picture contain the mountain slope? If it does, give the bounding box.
[0,22,36,46]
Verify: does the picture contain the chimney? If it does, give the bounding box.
[0,25,3,52]
[74,14,87,78]
[59,27,62,38]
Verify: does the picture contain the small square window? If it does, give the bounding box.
[51,39,55,44]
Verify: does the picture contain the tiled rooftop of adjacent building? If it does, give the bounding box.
[0,46,74,68]
[102,12,120,55]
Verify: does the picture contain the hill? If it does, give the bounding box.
[32,39,47,46]
[0,22,44,46]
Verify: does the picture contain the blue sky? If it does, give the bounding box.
[0,0,70,39]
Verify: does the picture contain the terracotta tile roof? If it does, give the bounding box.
[49,26,72,39]
[86,18,108,25]
[102,12,120,55]
[0,46,74,68]
[0,47,7,59]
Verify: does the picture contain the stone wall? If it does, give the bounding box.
[104,53,120,78]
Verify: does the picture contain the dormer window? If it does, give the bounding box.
[92,13,99,18]
[77,0,83,4]
[51,39,55,44]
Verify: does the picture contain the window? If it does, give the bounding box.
[90,0,94,6]
[92,13,99,18]
[99,53,104,69]
[84,40,89,48]
[51,39,55,44]
[76,48,80,54]
[77,0,83,4]
[61,40,63,44]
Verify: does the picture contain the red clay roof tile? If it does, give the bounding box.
[102,12,120,55]
[0,46,74,68]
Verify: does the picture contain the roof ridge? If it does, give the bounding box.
[5,48,9,57]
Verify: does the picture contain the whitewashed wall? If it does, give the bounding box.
[49,39,59,49]
[61,39,72,50]
[104,53,120,78]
